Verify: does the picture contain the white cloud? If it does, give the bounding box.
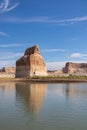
[70,60,87,63]
[0,43,22,47]
[46,60,87,70]
[0,0,19,13]
[0,60,15,67]
[3,16,51,23]
[46,62,66,70]
[3,16,87,25]
[0,52,23,60]
[41,49,65,52]
[54,16,87,24]
[70,53,87,58]
[0,31,8,36]
[0,51,23,68]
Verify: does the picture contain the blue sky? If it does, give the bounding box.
[0,0,87,70]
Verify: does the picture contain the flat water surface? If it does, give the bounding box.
[0,82,87,130]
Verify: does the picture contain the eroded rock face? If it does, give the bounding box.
[16,45,47,77]
[63,62,87,75]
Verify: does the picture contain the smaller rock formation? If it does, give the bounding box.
[16,45,47,77]
[2,67,15,73]
[63,62,87,75]
[0,67,15,78]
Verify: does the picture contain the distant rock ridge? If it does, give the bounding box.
[63,62,87,75]
[0,67,15,78]
[16,45,47,78]
[2,67,15,73]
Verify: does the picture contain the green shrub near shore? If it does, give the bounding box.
[27,75,87,80]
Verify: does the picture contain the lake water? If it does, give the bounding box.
[0,82,87,130]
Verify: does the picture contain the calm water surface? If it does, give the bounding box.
[0,82,87,130]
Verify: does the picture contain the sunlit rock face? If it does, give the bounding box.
[63,62,87,75]
[16,45,47,78]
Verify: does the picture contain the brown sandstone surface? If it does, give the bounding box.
[16,45,47,78]
[63,62,87,75]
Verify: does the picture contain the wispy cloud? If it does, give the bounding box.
[0,0,19,13]
[0,43,22,48]
[0,60,15,67]
[41,49,65,52]
[70,53,87,58]
[54,16,87,24]
[0,31,8,36]
[0,51,23,67]
[4,16,51,23]
[46,60,87,70]
[0,51,23,60]
[3,16,87,25]
[46,62,66,70]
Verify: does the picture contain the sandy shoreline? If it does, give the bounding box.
[0,77,87,83]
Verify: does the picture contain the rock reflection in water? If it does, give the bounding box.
[15,83,47,113]
[0,82,15,101]
[64,83,87,98]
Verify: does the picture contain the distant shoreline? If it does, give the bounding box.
[0,77,87,83]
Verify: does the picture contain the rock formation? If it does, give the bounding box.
[0,67,15,78]
[2,67,15,73]
[63,62,87,75]
[16,45,47,77]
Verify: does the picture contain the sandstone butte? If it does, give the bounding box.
[63,62,87,76]
[16,45,47,78]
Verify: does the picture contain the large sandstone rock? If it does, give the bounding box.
[63,62,87,75]
[16,45,47,77]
